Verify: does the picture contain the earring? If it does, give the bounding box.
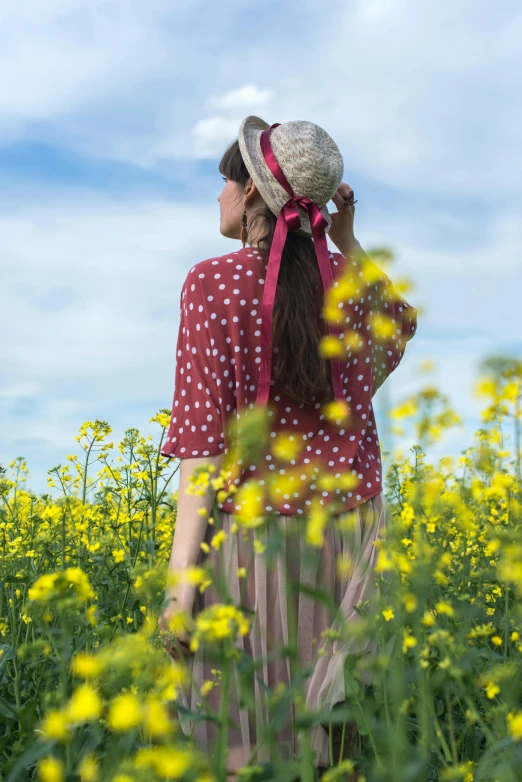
[240,207,248,248]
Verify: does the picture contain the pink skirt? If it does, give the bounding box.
[174,491,391,769]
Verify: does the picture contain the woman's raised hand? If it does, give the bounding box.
[328,182,359,257]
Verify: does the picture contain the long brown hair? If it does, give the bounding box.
[219,139,336,406]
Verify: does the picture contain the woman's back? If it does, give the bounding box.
[161,244,417,518]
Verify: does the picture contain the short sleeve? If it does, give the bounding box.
[339,247,417,397]
[160,269,226,459]
[369,266,418,396]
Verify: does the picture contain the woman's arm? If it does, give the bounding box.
[163,453,225,608]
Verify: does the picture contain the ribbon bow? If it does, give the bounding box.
[255,123,347,413]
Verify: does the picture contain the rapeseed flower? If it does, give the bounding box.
[39,709,70,741]
[191,604,251,652]
[78,754,98,782]
[38,756,64,782]
[108,693,141,732]
[66,684,102,723]
[508,711,522,740]
[71,653,103,679]
[132,746,193,779]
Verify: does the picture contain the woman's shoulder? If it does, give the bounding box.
[185,246,258,279]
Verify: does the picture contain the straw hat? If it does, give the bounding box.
[237,115,344,238]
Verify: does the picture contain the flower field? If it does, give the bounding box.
[1,363,521,782]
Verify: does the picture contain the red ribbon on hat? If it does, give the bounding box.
[255,123,348,413]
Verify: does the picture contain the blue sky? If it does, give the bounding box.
[1,0,521,497]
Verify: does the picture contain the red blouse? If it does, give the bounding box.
[160,245,417,517]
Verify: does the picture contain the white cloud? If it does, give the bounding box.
[0,0,519,196]
[205,86,275,113]
[191,86,277,158]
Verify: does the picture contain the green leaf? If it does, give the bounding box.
[5,739,55,782]
[294,703,356,729]
[344,668,363,700]
[17,699,39,733]
[0,696,17,719]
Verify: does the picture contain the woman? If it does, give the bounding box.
[158,117,418,779]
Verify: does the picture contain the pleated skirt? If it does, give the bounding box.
[174,491,391,770]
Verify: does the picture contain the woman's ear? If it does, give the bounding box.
[244,176,259,201]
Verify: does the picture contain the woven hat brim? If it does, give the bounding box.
[238,115,333,238]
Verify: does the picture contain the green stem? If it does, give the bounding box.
[355,699,382,768]
[444,690,458,763]
[504,585,510,658]
[338,719,347,766]
[459,690,496,745]
[61,506,67,571]
[215,646,232,780]
[284,541,314,782]
[11,658,22,708]
[426,697,452,763]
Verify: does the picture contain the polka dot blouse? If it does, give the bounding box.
[160,246,417,517]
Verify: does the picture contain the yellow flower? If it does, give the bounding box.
[435,601,454,617]
[306,500,329,547]
[192,604,251,652]
[108,693,141,732]
[200,680,216,697]
[112,549,125,563]
[253,539,266,555]
[511,631,520,642]
[210,530,227,551]
[232,481,266,528]
[485,682,500,699]
[38,756,64,782]
[66,684,102,723]
[402,631,417,653]
[133,746,193,778]
[322,399,351,425]
[78,754,98,782]
[85,605,97,626]
[28,573,58,602]
[422,611,436,627]
[382,608,395,622]
[272,432,303,461]
[142,698,173,738]
[40,709,70,741]
[491,635,503,646]
[389,399,418,420]
[182,566,207,586]
[375,549,392,573]
[508,710,522,740]
[319,334,346,359]
[156,662,188,700]
[400,503,415,528]
[403,593,418,612]
[71,653,103,679]
[320,758,355,779]
[368,311,396,343]
[29,569,96,605]
[64,567,96,602]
